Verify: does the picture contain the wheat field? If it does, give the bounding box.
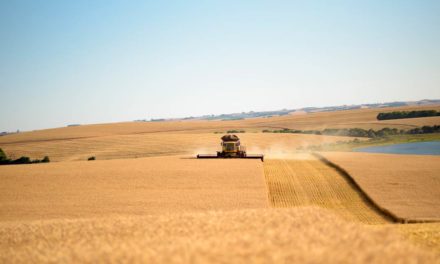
[0,208,436,263]
[319,152,440,221]
[262,153,440,253]
[1,105,440,262]
[398,223,440,252]
[0,156,267,221]
[2,151,439,261]
[252,104,440,131]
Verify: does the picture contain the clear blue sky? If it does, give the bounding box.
[1,0,439,131]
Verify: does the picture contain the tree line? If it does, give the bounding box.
[377,110,440,120]
[0,148,50,165]
[262,125,440,138]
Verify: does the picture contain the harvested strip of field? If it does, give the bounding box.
[0,208,435,263]
[319,152,440,221]
[263,154,390,224]
[0,156,267,221]
[263,154,440,253]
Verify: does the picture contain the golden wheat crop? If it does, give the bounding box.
[0,156,267,221]
[1,105,440,262]
[319,152,440,221]
[0,207,435,263]
[397,223,440,252]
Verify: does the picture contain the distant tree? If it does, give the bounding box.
[367,129,377,138]
[41,156,50,163]
[12,156,31,164]
[0,148,6,161]
[226,130,245,133]
[88,156,96,161]
[377,110,438,120]
[264,125,440,138]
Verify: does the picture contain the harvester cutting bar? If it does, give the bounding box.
[196,154,264,162]
[196,154,218,159]
[245,154,265,161]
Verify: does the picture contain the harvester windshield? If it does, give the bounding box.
[223,142,236,152]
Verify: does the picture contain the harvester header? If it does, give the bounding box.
[197,134,264,161]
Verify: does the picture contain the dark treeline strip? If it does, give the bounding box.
[262,125,440,138]
[214,130,246,134]
[0,148,50,165]
[377,110,440,120]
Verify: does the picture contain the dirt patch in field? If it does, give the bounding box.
[0,156,267,221]
[0,208,435,263]
[319,152,440,221]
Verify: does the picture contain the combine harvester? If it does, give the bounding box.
[197,134,264,161]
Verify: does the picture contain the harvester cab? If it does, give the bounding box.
[219,134,245,158]
[197,134,264,161]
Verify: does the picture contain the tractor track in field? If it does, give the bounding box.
[263,154,393,224]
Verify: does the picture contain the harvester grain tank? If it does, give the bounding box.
[197,134,264,161]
